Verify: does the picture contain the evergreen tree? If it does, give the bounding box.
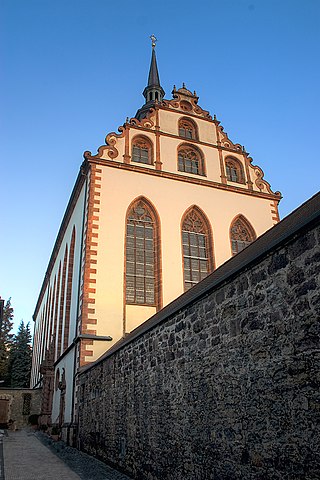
[7,321,32,387]
[0,298,14,382]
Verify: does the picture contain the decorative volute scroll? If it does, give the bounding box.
[214,118,281,199]
[128,112,155,130]
[245,152,282,197]
[214,120,243,152]
[84,126,126,161]
[162,84,212,120]
[83,110,156,162]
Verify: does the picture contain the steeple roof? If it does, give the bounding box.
[147,47,161,88]
[142,36,165,104]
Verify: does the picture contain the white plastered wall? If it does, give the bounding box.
[31,181,87,424]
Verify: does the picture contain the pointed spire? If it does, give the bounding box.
[147,48,161,88]
[142,34,165,105]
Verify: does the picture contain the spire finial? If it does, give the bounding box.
[136,36,165,119]
[150,34,157,48]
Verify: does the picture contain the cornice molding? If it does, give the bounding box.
[87,156,281,201]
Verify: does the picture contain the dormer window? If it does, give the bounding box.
[178,144,205,176]
[178,118,198,140]
[132,137,153,165]
[225,157,245,184]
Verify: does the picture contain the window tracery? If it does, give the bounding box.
[178,118,197,140]
[178,145,204,175]
[131,137,153,165]
[225,158,245,184]
[125,199,160,306]
[230,216,256,255]
[181,208,213,291]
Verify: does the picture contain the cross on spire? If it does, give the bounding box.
[143,35,165,104]
[136,35,165,119]
[150,34,157,48]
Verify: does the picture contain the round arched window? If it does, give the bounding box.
[225,158,245,184]
[178,118,198,140]
[131,137,153,165]
[178,145,205,175]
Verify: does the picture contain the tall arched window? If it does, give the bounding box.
[58,245,68,358]
[42,289,50,357]
[131,136,153,165]
[54,263,61,360]
[230,215,256,256]
[47,283,55,348]
[178,144,205,176]
[225,157,245,184]
[181,207,214,291]
[178,117,198,140]
[63,227,76,351]
[125,198,160,307]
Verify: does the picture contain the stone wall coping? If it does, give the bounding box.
[0,388,42,392]
[79,191,320,375]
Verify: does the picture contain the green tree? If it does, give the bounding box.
[7,321,32,387]
[0,298,14,382]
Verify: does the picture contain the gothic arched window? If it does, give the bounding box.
[132,136,153,165]
[178,145,205,176]
[58,245,68,358]
[125,198,161,307]
[230,215,256,256]
[181,207,213,291]
[225,157,245,184]
[63,227,76,351]
[178,118,198,140]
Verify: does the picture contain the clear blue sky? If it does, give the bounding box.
[1,0,319,332]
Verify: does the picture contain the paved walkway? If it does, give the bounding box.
[1,429,132,480]
[2,429,81,480]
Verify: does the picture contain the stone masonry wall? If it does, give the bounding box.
[78,211,320,479]
[0,388,42,429]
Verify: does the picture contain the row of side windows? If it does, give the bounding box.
[131,135,245,183]
[125,198,256,307]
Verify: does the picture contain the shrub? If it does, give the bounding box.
[28,414,39,426]
[51,426,60,435]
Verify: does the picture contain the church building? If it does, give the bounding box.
[31,37,281,439]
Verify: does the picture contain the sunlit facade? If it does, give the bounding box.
[31,41,281,440]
